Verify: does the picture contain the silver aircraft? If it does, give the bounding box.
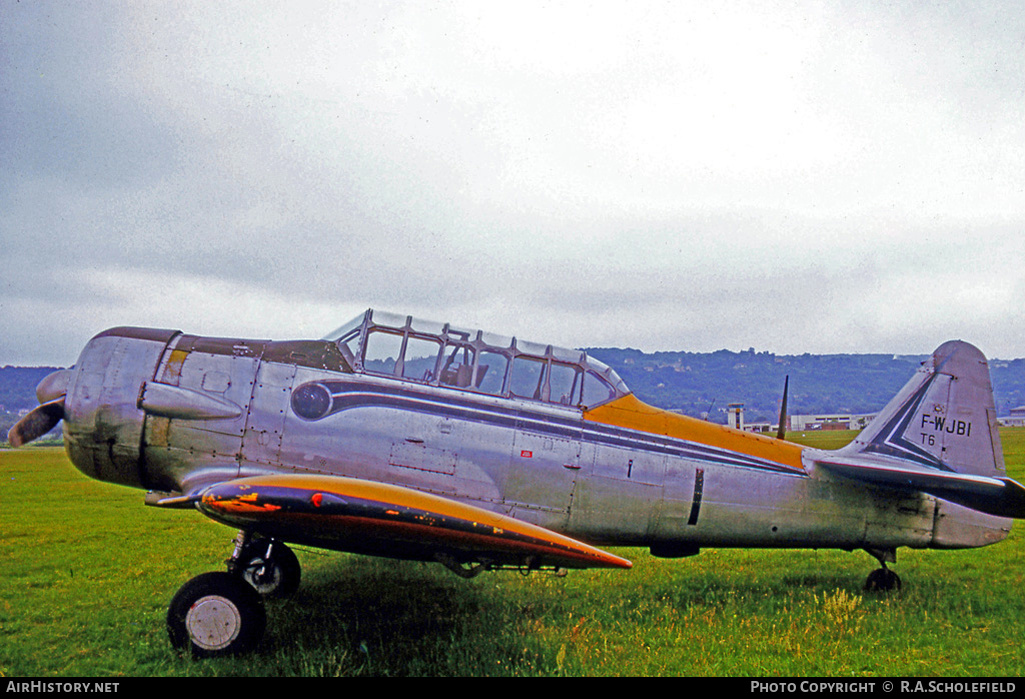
[10,309,1025,656]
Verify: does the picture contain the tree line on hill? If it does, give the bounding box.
[0,367,65,441]
[584,348,1025,425]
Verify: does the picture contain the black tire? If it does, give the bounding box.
[239,541,301,598]
[864,567,902,593]
[167,572,266,657]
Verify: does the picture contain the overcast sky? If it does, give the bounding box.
[2,0,1024,367]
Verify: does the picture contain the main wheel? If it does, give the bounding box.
[167,572,266,657]
[864,567,902,592]
[239,541,301,598]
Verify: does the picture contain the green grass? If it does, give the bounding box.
[2,430,1024,677]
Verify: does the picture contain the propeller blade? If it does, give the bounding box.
[776,375,789,440]
[7,398,66,447]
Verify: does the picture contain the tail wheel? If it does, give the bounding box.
[167,572,266,657]
[864,567,902,593]
[239,541,301,598]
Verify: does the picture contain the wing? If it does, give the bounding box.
[814,453,1025,519]
[162,473,632,572]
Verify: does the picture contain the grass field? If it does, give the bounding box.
[1,429,1023,677]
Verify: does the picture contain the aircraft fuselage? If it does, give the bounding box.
[61,323,1008,561]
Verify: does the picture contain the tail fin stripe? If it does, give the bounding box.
[861,374,951,472]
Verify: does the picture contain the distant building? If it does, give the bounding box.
[999,406,1025,428]
[727,403,744,430]
[727,408,877,434]
[788,413,876,432]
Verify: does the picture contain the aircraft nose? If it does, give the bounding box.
[63,327,180,487]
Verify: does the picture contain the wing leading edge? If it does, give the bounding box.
[183,473,632,571]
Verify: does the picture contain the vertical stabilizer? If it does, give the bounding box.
[840,341,1004,477]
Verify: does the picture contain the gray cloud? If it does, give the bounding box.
[2,1,1024,366]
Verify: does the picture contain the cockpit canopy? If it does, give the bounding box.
[324,309,629,409]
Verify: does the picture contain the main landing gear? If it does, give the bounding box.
[167,532,299,657]
[229,532,302,598]
[863,547,902,593]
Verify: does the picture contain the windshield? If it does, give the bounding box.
[321,312,368,343]
[324,309,628,408]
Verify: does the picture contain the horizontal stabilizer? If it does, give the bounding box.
[194,474,633,571]
[815,454,1025,519]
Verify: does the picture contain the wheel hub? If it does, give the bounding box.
[185,595,243,651]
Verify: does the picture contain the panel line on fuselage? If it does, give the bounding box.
[292,377,807,477]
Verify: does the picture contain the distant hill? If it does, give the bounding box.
[0,366,65,442]
[3,352,1024,437]
[585,348,1025,424]
[0,366,64,413]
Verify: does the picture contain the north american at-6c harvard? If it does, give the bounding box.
[10,309,1025,655]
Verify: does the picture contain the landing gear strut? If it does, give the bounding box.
[863,547,902,592]
[228,532,301,598]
